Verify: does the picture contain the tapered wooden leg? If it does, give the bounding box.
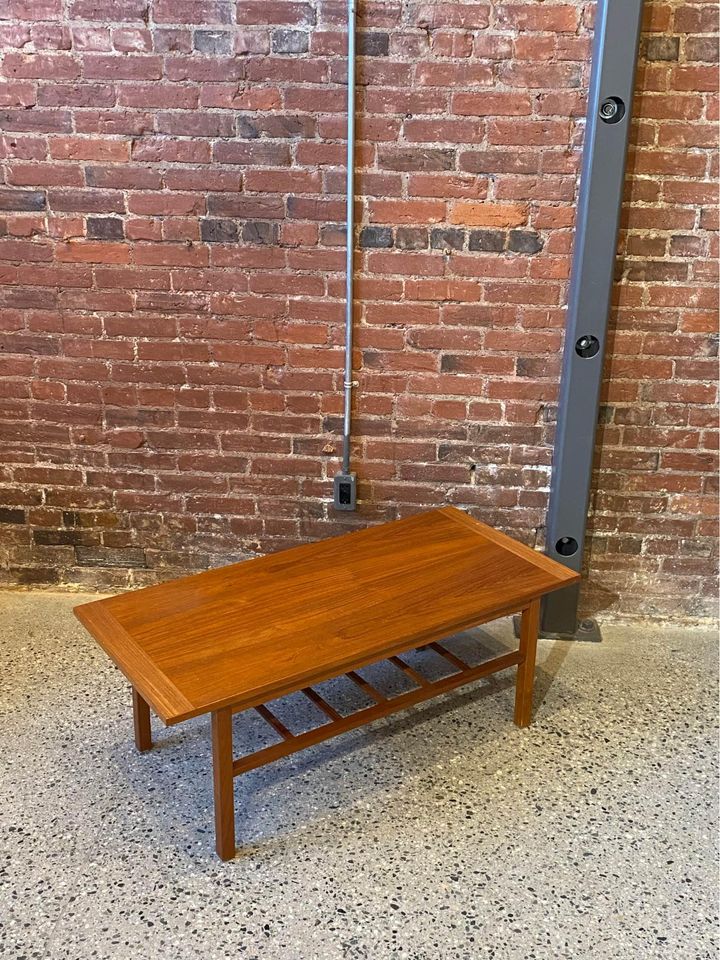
[514,598,541,728]
[132,687,152,752]
[211,707,236,861]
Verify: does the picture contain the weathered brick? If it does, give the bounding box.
[451,202,527,227]
[2,52,80,80]
[10,567,60,585]
[430,227,465,251]
[0,188,46,211]
[378,147,456,172]
[507,230,544,254]
[76,545,146,567]
[395,227,428,250]
[643,35,680,60]
[86,216,124,240]
[358,33,389,56]
[193,29,233,54]
[685,37,719,63]
[271,29,309,54]
[0,508,25,524]
[359,226,392,249]
[242,221,279,245]
[201,218,239,243]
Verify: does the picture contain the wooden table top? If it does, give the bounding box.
[75,506,579,725]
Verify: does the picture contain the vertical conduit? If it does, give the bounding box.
[333,0,358,510]
[342,0,357,475]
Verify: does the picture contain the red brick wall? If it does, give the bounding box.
[0,0,717,621]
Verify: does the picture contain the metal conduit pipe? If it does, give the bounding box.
[333,0,358,511]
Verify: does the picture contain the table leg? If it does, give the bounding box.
[132,687,152,752]
[514,598,540,728]
[211,707,236,861]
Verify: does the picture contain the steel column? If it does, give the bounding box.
[540,0,645,638]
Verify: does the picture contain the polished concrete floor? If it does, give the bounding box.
[1,591,717,960]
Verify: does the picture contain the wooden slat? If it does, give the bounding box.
[302,686,342,722]
[255,704,294,741]
[233,649,521,776]
[389,655,430,688]
[428,642,469,672]
[346,670,386,703]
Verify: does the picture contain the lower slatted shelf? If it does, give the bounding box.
[232,644,522,777]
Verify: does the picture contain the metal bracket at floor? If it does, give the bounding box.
[513,614,602,643]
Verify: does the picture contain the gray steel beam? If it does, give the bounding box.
[540,0,645,638]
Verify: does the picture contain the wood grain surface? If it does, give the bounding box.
[75,506,579,725]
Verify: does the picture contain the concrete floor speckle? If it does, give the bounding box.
[1,591,718,960]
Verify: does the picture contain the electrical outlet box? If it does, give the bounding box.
[333,472,357,511]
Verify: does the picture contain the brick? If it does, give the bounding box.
[412,4,490,29]
[70,27,112,51]
[272,29,309,54]
[507,230,543,254]
[157,112,235,138]
[213,141,292,166]
[201,219,239,243]
[498,61,581,88]
[2,53,79,81]
[112,27,152,52]
[0,109,71,132]
[56,240,130,264]
[396,227,428,250]
[165,56,245,82]
[0,25,31,47]
[378,147,455,172]
[671,64,718,92]
[236,2,315,26]
[242,221,279,245]
[153,28,192,53]
[10,567,60,585]
[8,161,82,188]
[118,83,198,110]
[496,4,579,32]
[76,545,146,567]
[402,119,485,144]
[86,165,162,190]
[86,217,124,240]
[369,199,445,224]
[450,202,527,227]
[430,228,464,251]
[359,226,392,249]
[49,137,130,162]
[0,82,36,108]
[643,35,680,61]
[70,0,148,18]
[452,92,532,116]
[194,30,233,54]
[154,0,233,23]
[82,55,162,80]
[685,37,719,63]
[0,189,46,212]
[358,33,390,56]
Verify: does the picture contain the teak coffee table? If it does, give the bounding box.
[75,507,579,860]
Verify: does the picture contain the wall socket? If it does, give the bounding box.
[333,472,357,511]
